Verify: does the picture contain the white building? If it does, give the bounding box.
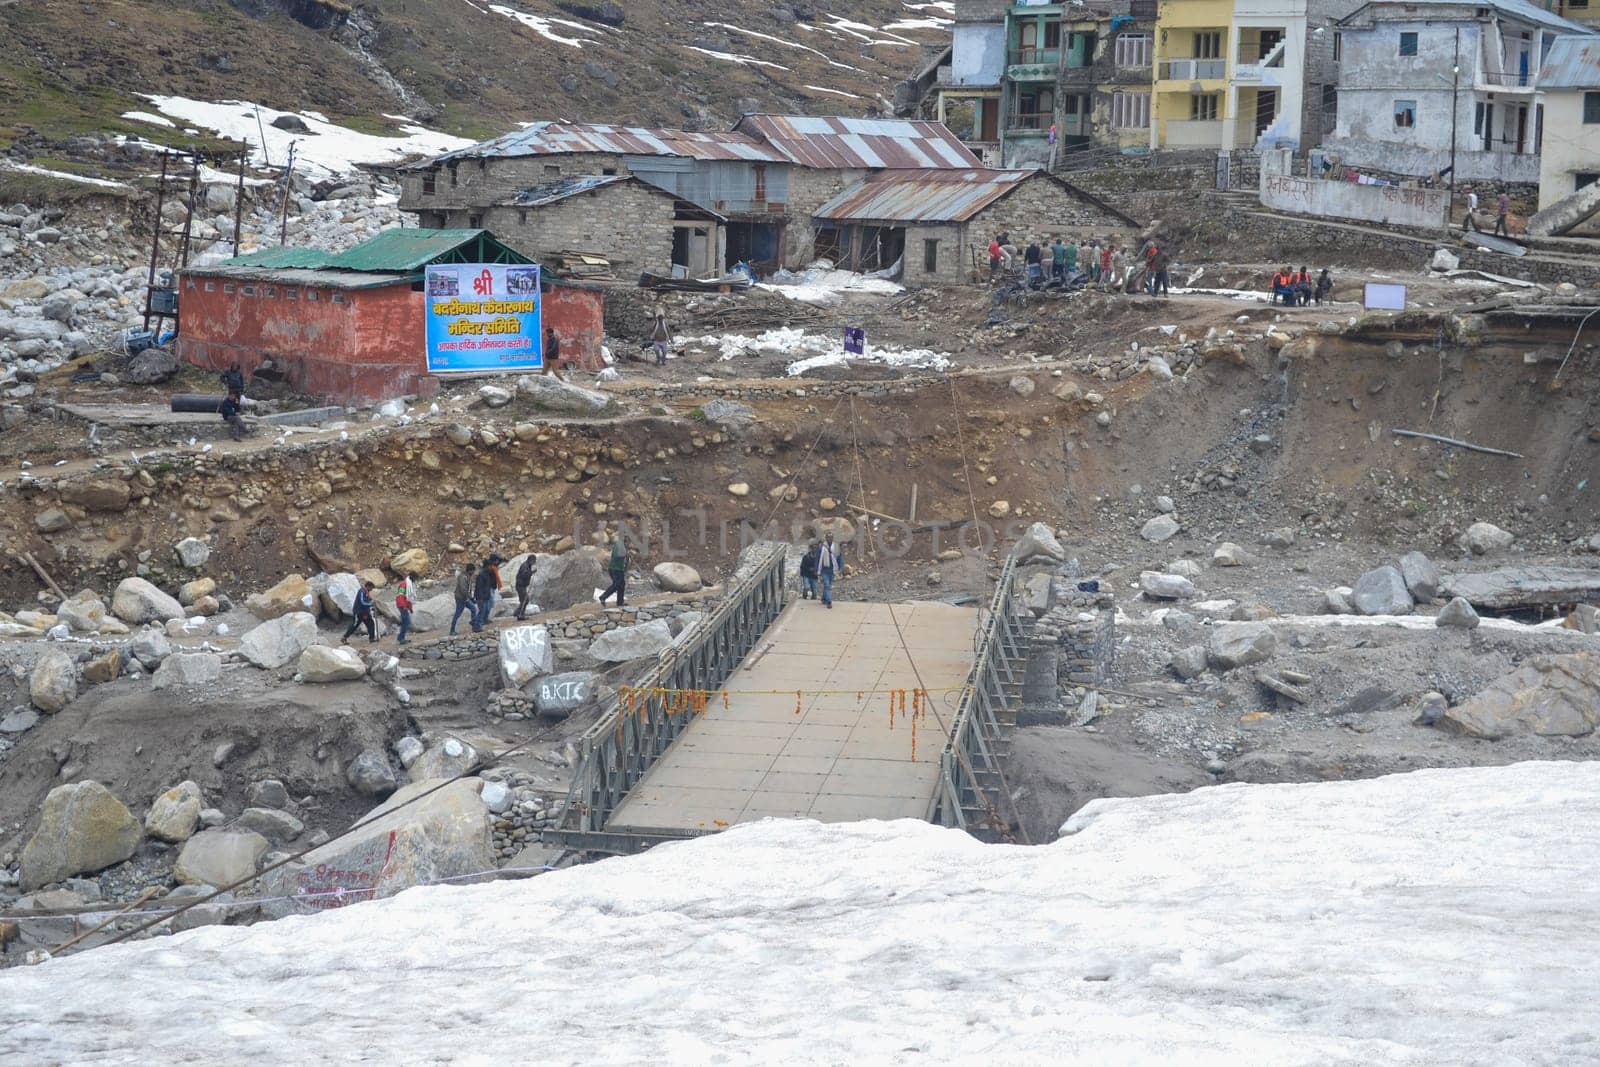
[1326,0,1594,184]
[1534,34,1600,226]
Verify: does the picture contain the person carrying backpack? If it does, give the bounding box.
[450,563,476,636]
[395,572,417,645]
[598,531,628,608]
[514,554,537,620]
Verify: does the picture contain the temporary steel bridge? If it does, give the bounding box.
[544,546,1027,854]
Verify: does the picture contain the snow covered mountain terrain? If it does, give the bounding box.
[3,761,1597,1064]
[1,0,950,153]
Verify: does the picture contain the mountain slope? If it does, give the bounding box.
[1,0,952,154]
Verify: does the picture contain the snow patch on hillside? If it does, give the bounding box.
[3,763,1596,1064]
[140,97,473,179]
[487,4,611,47]
[684,46,791,71]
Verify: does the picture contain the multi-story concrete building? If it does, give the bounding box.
[1533,35,1600,229]
[1325,0,1593,183]
[1151,0,1354,152]
[933,0,1009,164]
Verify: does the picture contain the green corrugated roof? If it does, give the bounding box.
[223,246,337,269]
[324,228,533,272]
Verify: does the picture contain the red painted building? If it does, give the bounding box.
[178,229,605,404]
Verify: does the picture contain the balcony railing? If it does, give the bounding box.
[1236,40,1287,65]
[1160,58,1226,79]
[1005,111,1054,131]
[1480,69,1533,88]
[1008,47,1060,67]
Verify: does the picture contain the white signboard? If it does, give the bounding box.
[1364,283,1407,311]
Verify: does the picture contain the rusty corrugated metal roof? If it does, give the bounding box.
[1539,35,1600,90]
[422,122,787,165]
[812,169,1033,223]
[732,114,983,170]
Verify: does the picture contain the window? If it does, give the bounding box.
[421,171,437,195]
[223,283,235,294]
[285,288,298,301]
[754,163,767,201]
[1577,173,1598,192]
[601,166,617,175]
[307,289,319,302]
[1399,31,1418,56]
[264,286,276,298]
[1585,92,1600,124]
[1394,99,1417,127]
[1111,91,1151,129]
[1062,94,1080,116]
[241,285,256,296]
[1043,21,1061,50]
[544,164,560,176]
[1191,94,1219,121]
[449,166,458,186]
[1194,32,1221,59]
[1332,31,1342,61]
[332,293,346,305]
[923,239,939,274]
[468,213,483,228]
[203,281,215,292]
[1115,32,1151,67]
[519,209,528,225]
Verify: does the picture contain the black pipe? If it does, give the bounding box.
[171,394,225,413]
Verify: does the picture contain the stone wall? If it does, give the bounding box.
[477,180,678,275]
[787,167,869,264]
[398,153,627,216]
[401,593,721,664]
[1021,575,1117,723]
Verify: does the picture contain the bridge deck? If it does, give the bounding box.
[607,599,978,834]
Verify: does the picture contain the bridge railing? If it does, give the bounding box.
[548,543,788,848]
[931,553,1024,833]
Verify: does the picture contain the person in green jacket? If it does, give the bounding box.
[1064,238,1079,277]
[598,530,628,608]
[1050,236,1068,282]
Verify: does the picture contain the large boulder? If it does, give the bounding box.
[514,373,612,414]
[1140,571,1196,600]
[173,829,269,888]
[1350,566,1414,616]
[315,572,362,618]
[1206,622,1276,671]
[390,548,431,576]
[60,479,131,513]
[1012,522,1066,564]
[244,574,314,619]
[1398,551,1441,601]
[589,618,674,662]
[151,651,222,689]
[652,562,702,593]
[498,625,553,689]
[347,749,398,796]
[258,778,494,918]
[174,537,211,569]
[1139,515,1181,543]
[298,644,367,683]
[412,737,479,780]
[526,550,609,611]
[1463,522,1515,556]
[125,346,179,385]
[233,807,304,841]
[1440,653,1600,739]
[29,650,78,713]
[20,781,144,891]
[111,576,184,624]
[409,592,456,633]
[239,613,318,669]
[57,594,111,633]
[129,628,173,670]
[533,670,599,719]
[1436,596,1481,629]
[145,781,203,843]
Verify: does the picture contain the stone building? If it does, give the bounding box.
[398,116,983,277]
[810,169,1138,285]
[1325,0,1591,183]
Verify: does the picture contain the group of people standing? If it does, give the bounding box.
[988,232,1172,295]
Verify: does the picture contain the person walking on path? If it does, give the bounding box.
[1494,191,1512,236]
[450,563,476,636]
[513,554,537,620]
[1463,188,1479,232]
[471,555,501,633]
[542,326,564,377]
[649,308,673,367]
[342,581,378,644]
[799,540,821,600]
[394,572,417,645]
[815,532,843,609]
[598,531,628,608]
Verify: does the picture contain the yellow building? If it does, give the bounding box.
[1554,0,1598,28]
[1151,0,1234,148]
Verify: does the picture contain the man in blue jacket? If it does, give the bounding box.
[342,580,378,643]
